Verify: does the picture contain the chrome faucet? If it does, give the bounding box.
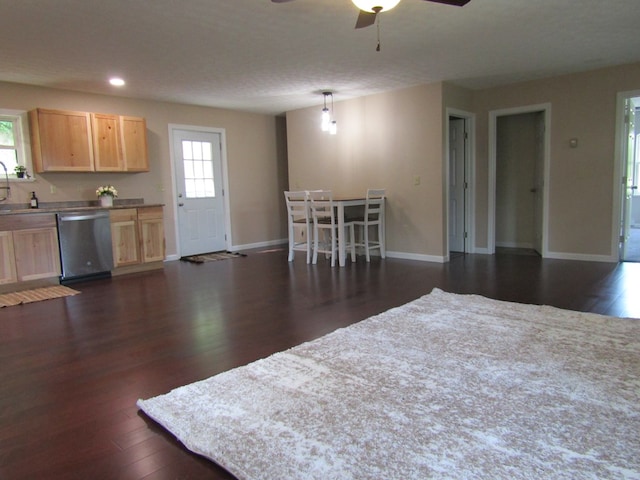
[0,161,10,201]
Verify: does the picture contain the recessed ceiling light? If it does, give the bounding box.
[109,77,125,87]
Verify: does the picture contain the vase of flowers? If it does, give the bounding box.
[96,185,118,207]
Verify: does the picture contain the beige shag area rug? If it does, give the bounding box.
[137,288,640,480]
[0,285,80,308]
[180,251,246,264]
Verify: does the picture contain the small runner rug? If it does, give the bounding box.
[0,285,80,308]
[180,251,246,264]
[138,288,639,480]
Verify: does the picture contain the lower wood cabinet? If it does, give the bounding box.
[138,207,165,263]
[110,209,141,267]
[110,206,164,272]
[0,214,61,286]
[0,231,18,285]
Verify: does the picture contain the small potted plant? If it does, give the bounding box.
[14,165,27,178]
[96,185,118,207]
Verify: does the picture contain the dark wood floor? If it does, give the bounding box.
[1,248,638,480]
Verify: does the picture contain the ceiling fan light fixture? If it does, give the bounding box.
[351,0,401,13]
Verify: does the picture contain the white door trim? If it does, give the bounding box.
[445,108,476,258]
[613,89,640,261]
[168,124,232,255]
[488,103,551,256]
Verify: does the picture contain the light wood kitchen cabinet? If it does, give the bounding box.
[13,227,61,281]
[30,108,149,173]
[92,113,124,172]
[138,206,165,263]
[29,108,95,172]
[0,214,61,286]
[120,116,149,172]
[110,206,164,273]
[110,209,140,267]
[0,231,18,285]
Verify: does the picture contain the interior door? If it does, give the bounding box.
[172,128,226,256]
[449,117,465,253]
[620,99,636,261]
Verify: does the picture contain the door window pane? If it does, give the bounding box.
[182,140,215,198]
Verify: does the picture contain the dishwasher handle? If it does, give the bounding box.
[58,212,110,222]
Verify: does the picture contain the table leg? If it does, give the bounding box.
[338,203,346,267]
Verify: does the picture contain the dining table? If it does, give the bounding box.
[333,196,384,267]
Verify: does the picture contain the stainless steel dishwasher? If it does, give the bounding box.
[57,210,113,284]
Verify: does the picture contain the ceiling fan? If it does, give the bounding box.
[271,0,471,29]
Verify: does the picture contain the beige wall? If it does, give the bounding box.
[473,62,640,258]
[0,81,288,258]
[286,83,448,259]
[286,62,640,261]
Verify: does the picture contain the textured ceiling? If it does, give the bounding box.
[1,0,639,115]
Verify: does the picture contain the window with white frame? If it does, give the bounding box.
[0,110,32,178]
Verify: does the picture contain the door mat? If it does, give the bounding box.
[180,251,247,264]
[0,285,80,308]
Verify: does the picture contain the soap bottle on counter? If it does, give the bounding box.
[29,191,39,209]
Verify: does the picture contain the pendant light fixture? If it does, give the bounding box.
[321,92,331,132]
[321,91,337,135]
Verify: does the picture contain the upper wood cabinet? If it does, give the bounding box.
[92,113,124,172]
[120,116,149,172]
[29,108,95,172]
[29,108,149,173]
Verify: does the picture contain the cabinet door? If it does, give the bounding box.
[120,116,149,172]
[0,231,18,285]
[13,227,61,281]
[29,109,94,172]
[138,207,164,263]
[140,218,165,263]
[92,113,124,171]
[110,209,140,267]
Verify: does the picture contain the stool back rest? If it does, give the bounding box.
[308,190,335,225]
[365,189,385,221]
[284,191,310,224]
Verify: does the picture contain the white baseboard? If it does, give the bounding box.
[544,251,618,263]
[385,251,447,263]
[229,238,288,253]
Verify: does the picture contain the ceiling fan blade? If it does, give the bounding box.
[423,0,471,6]
[271,0,295,3]
[355,10,377,29]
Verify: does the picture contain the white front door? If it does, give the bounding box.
[620,98,637,261]
[172,128,227,256]
[449,117,466,252]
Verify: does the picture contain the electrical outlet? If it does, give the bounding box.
[50,185,57,194]
[414,176,421,186]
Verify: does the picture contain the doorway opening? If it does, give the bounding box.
[614,92,640,262]
[446,108,475,259]
[488,104,550,257]
[169,124,231,258]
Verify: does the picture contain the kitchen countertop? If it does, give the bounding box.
[0,198,163,215]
